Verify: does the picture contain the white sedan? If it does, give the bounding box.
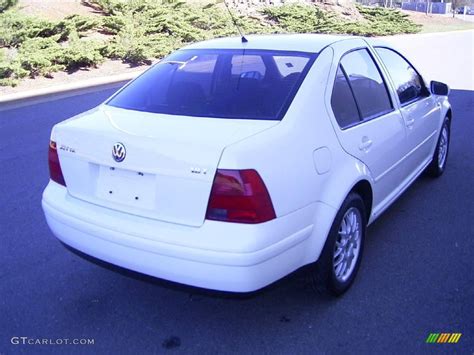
[42,34,451,295]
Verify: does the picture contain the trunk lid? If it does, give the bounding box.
[53,106,278,227]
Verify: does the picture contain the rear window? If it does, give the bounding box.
[107,49,316,120]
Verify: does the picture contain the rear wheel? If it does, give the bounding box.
[427,117,450,177]
[312,193,366,296]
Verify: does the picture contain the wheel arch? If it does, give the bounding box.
[350,180,373,224]
[446,108,452,119]
[305,177,374,273]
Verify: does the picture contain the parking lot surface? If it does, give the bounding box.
[1,32,473,354]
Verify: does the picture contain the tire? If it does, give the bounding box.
[427,117,450,178]
[312,193,367,296]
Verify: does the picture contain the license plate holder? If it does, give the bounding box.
[96,166,156,210]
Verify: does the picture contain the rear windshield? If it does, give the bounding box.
[107,49,316,120]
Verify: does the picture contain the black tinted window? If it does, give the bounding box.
[107,49,315,120]
[331,65,360,128]
[375,47,425,105]
[340,49,392,120]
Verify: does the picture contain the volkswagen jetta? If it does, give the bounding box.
[42,34,451,295]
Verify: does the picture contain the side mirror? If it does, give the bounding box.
[430,81,450,96]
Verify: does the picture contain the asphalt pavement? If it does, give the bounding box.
[1,49,474,355]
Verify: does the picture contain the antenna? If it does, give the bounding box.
[223,0,248,43]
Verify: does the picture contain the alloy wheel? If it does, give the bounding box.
[438,124,449,169]
[333,207,362,282]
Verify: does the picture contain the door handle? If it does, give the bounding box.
[359,137,373,152]
[406,118,415,128]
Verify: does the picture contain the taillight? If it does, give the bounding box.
[206,169,276,224]
[48,141,66,186]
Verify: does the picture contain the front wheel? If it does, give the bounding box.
[312,193,366,296]
[427,117,450,177]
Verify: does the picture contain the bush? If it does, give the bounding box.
[262,4,340,34]
[16,37,64,77]
[262,4,421,36]
[0,0,17,13]
[355,5,421,35]
[0,34,105,85]
[0,49,27,86]
[59,37,105,71]
[0,9,104,84]
[83,0,127,16]
[0,1,421,86]
[0,10,100,47]
[98,1,269,64]
[0,11,64,47]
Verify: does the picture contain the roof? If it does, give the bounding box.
[181,34,355,53]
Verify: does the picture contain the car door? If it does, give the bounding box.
[326,39,409,211]
[373,47,441,175]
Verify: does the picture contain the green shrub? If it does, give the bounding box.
[16,37,64,77]
[83,0,129,15]
[63,14,101,34]
[262,4,339,34]
[0,35,104,84]
[262,4,421,36]
[0,10,100,47]
[102,20,182,64]
[0,11,64,47]
[0,49,28,86]
[0,0,17,13]
[101,20,155,64]
[355,5,421,35]
[0,1,421,86]
[59,37,105,70]
[98,1,269,64]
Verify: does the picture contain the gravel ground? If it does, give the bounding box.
[0,60,148,96]
[17,0,99,19]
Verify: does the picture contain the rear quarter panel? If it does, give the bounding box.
[219,45,376,261]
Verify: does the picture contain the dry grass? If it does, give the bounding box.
[17,0,99,20]
[402,10,474,33]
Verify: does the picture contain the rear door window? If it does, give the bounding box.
[107,49,316,120]
[339,49,393,121]
[331,65,361,128]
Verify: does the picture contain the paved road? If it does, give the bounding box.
[383,30,474,91]
[1,46,474,355]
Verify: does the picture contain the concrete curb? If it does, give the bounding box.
[0,29,472,112]
[0,70,144,112]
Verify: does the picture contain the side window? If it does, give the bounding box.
[375,47,425,105]
[340,49,393,120]
[331,65,360,128]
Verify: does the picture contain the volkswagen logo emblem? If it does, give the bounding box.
[112,142,126,162]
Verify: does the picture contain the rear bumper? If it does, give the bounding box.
[42,181,334,292]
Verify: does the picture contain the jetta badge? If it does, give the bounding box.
[112,142,126,162]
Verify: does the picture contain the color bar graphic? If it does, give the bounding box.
[426,333,462,344]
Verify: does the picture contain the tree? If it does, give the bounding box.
[451,0,469,17]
